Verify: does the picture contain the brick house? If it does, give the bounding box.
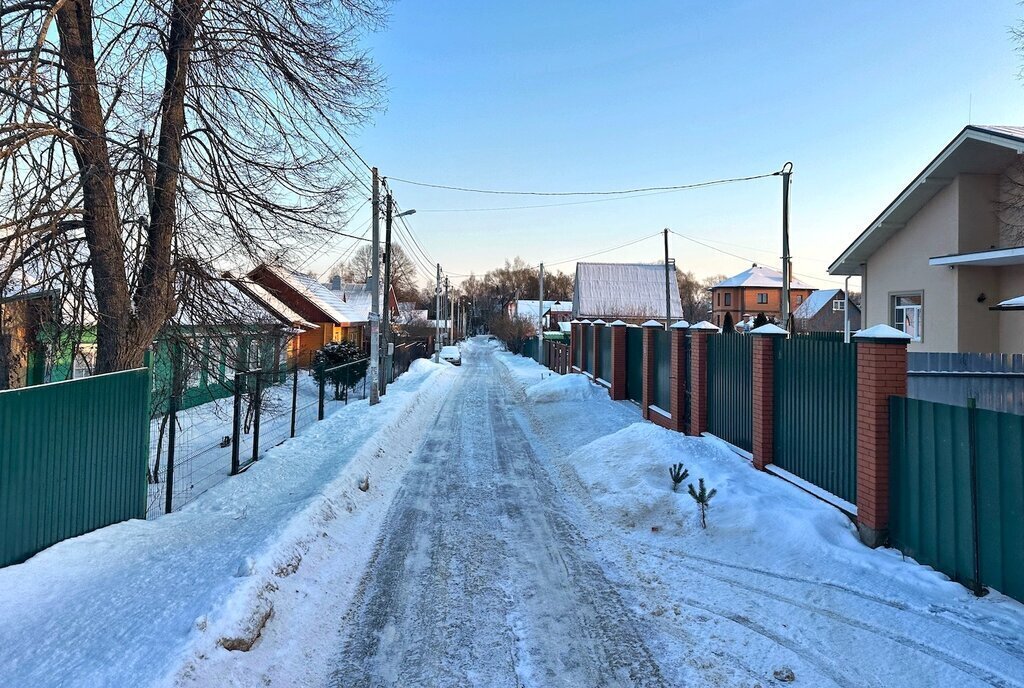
[791,288,861,333]
[709,264,816,331]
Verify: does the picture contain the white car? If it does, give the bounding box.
[440,345,462,366]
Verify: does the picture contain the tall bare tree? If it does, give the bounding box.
[1,0,387,373]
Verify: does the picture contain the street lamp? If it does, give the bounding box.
[380,202,416,395]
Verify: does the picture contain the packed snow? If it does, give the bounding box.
[526,372,608,403]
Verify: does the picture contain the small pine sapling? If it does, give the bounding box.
[669,463,689,491]
[687,478,718,529]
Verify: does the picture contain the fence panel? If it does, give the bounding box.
[580,325,591,374]
[652,329,671,413]
[707,334,753,451]
[890,397,1024,602]
[626,327,643,403]
[908,352,1024,415]
[0,368,151,567]
[773,337,858,504]
[598,327,612,382]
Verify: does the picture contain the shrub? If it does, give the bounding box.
[312,341,368,400]
[669,463,689,491]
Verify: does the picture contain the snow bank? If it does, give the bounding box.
[526,373,606,403]
[0,358,457,688]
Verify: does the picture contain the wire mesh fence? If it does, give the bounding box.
[146,340,427,517]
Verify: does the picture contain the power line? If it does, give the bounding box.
[534,231,663,269]
[415,187,706,213]
[387,170,781,197]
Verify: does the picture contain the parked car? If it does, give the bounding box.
[440,345,462,366]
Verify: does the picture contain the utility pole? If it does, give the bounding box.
[380,193,394,395]
[444,277,451,343]
[780,162,793,332]
[434,263,441,362]
[663,228,672,330]
[538,262,545,365]
[369,167,381,405]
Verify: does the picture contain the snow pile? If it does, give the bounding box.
[493,349,559,389]
[526,373,605,403]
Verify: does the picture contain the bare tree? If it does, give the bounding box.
[333,242,419,302]
[1,0,387,373]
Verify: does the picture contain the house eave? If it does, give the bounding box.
[929,246,1024,267]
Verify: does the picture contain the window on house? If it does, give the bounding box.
[757,293,768,304]
[891,293,923,341]
[796,295,804,304]
[833,300,845,312]
[72,344,96,379]
[723,293,732,307]
[716,292,720,306]
[248,339,261,370]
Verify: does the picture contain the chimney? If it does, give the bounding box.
[330,275,341,291]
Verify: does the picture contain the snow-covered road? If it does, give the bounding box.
[331,345,667,687]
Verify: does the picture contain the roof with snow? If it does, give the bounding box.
[830,125,1024,275]
[572,262,683,320]
[252,266,367,325]
[791,289,858,320]
[228,276,318,330]
[515,299,572,317]
[712,264,815,290]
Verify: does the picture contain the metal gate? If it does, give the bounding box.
[707,334,752,451]
[890,397,1024,602]
[773,337,857,503]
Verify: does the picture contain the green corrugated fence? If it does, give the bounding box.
[598,326,612,382]
[890,397,1024,602]
[626,327,643,403]
[652,329,671,413]
[707,334,753,451]
[773,336,858,504]
[0,367,152,567]
[580,324,591,374]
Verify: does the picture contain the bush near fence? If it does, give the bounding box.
[517,322,1024,603]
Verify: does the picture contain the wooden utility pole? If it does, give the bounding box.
[434,263,441,362]
[663,228,672,330]
[380,193,394,395]
[780,162,793,331]
[538,263,545,365]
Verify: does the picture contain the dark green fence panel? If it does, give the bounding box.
[580,325,591,374]
[0,368,152,567]
[707,334,753,451]
[522,338,537,361]
[652,329,671,413]
[626,327,643,403]
[890,398,1024,602]
[773,337,858,503]
[598,327,612,382]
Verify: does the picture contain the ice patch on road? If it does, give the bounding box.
[526,373,605,403]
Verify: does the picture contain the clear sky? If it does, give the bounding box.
[311,0,1024,289]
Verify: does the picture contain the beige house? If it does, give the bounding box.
[830,125,1024,353]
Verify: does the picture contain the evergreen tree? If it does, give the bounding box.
[753,312,769,329]
[722,311,735,333]
[312,341,368,400]
[669,463,689,491]
[688,478,718,529]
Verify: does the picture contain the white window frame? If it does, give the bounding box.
[891,292,923,342]
[832,300,845,311]
[756,292,768,304]
[73,344,96,379]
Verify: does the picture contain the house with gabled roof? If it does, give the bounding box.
[829,125,1024,353]
[791,288,861,334]
[572,262,683,324]
[709,264,816,331]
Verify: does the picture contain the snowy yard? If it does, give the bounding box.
[1,338,1022,687]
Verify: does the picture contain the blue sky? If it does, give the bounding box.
[318,0,1024,288]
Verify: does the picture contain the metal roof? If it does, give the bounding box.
[829,125,1024,276]
[572,262,683,319]
[792,289,842,319]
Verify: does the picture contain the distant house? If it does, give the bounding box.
[791,289,861,333]
[572,262,684,324]
[829,125,1024,353]
[709,264,816,330]
[507,299,573,329]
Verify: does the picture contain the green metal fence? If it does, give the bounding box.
[890,397,1024,602]
[626,327,643,403]
[652,329,671,413]
[0,368,152,567]
[707,334,753,451]
[598,327,612,382]
[580,324,591,374]
[773,337,858,504]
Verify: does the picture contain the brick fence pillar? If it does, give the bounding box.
[688,321,719,436]
[853,326,911,548]
[641,320,660,420]
[751,324,788,470]
[609,320,628,400]
[591,320,605,381]
[569,320,579,371]
[668,320,691,432]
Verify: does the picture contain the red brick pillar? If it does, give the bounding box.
[569,320,579,371]
[854,327,910,548]
[751,325,787,470]
[591,320,605,381]
[668,321,690,432]
[688,321,719,436]
[609,320,628,400]
[641,321,659,420]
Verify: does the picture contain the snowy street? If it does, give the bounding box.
[2,339,1024,687]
